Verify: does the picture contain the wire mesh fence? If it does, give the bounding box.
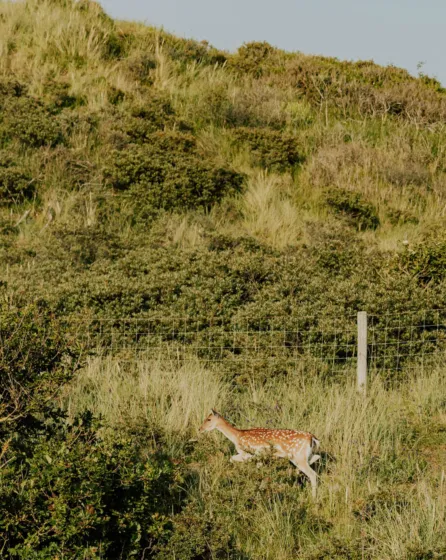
[368,309,446,374]
[81,308,446,380]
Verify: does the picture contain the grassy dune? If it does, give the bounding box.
[1,0,446,558]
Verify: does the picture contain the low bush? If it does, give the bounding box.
[228,41,278,77]
[0,151,36,204]
[103,142,245,217]
[0,96,64,148]
[398,240,446,286]
[232,127,302,171]
[325,188,380,230]
[103,97,190,147]
[0,303,80,442]
[0,303,183,558]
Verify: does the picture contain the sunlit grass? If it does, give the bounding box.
[62,356,446,558]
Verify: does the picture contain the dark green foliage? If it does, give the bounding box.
[0,304,182,558]
[0,304,80,441]
[326,189,380,230]
[232,127,302,171]
[104,141,244,217]
[0,151,35,204]
[105,96,190,146]
[4,225,444,383]
[229,41,277,77]
[0,96,64,148]
[398,241,446,286]
[1,415,180,559]
[159,35,227,67]
[52,226,124,267]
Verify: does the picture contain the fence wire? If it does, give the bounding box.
[81,309,446,378]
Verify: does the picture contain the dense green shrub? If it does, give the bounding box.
[398,240,446,285]
[0,303,183,558]
[0,97,64,148]
[325,189,380,230]
[1,414,180,559]
[4,229,443,382]
[232,127,302,171]
[0,304,80,441]
[104,142,244,217]
[0,152,35,204]
[229,41,277,77]
[104,97,190,147]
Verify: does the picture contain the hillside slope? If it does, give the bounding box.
[1,2,446,558]
[1,0,446,331]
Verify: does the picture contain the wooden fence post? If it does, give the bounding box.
[357,311,367,395]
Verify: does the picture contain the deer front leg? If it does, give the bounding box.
[230,451,252,463]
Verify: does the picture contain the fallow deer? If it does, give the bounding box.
[199,409,321,498]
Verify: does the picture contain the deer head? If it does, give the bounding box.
[199,409,221,433]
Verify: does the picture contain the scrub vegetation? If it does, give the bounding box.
[1,1,446,558]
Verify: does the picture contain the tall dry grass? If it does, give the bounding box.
[0,0,137,107]
[63,356,230,443]
[62,354,446,558]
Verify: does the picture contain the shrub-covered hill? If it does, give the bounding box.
[2,0,446,333]
[1,2,446,558]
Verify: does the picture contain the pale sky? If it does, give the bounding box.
[100,0,445,86]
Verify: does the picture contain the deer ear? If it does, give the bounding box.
[211,408,219,416]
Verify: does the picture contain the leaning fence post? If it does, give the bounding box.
[357,311,367,395]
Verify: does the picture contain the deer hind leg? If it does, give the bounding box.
[290,457,318,499]
[309,454,321,465]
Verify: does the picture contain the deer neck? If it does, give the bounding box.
[215,417,240,446]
